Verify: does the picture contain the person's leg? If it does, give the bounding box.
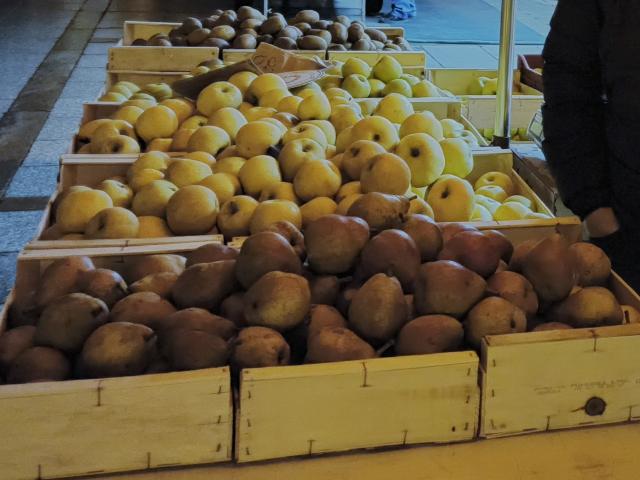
[382,0,416,20]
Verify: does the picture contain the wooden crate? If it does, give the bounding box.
[480,237,640,438]
[429,69,543,136]
[106,70,187,91]
[109,45,219,72]
[236,351,480,462]
[27,156,223,249]
[0,244,233,480]
[326,51,427,78]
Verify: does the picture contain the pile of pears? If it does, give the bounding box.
[6,203,637,385]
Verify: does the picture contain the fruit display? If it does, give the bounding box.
[129,8,412,52]
[3,219,635,385]
[319,56,442,99]
[99,80,173,103]
[466,76,536,96]
[481,127,530,142]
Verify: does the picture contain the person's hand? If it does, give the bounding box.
[585,207,620,238]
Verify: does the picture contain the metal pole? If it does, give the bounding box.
[263,0,269,16]
[492,0,516,149]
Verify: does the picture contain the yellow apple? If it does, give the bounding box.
[214,156,246,176]
[505,194,533,209]
[278,138,325,181]
[171,128,195,151]
[367,78,385,98]
[216,195,259,238]
[300,197,337,227]
[166,185,219,235]
[259,88,291,109]
[475,185,508,203]
[85,207,139,239]
[441,138,473,178]
[350,116,400,150]
[238,155,282,197]
[336,193,363,215]
[293,159,342,202]
[145,138,173,152]
[471,204,493,221]
[166,158,212,187]
[461,130,480,147]
[109,84,134,97]
[199,173,241,204]
[249,200,302,234]
[298,93,331,121]
[91,135,140,154]
[259,181,299,204]
[196,81,242,116]
[135,105,179,143]
[336,181,362,202]
[273,112,299,129]
[112,105,144,125]
[382,79,412,97]
[96,179,133,208]
[245,106,278,122]
[180,115,208,130]
[412,80,441,98]
[342,57,371,78]
[131,179,178,217]
[78,119,113,142]
[207,107,247,141]
[475,171,515,196]
[373,93,414,123]
[426,176,475,222]
[335,125,353,153]
[277,95,303,115]
[300,120,336,145]
[474,194,501,215]
[229,71,258,97]
[396,133,445,187]
[236,121,282,158]
[440,118,465,138]
[341,74,371,98]
[282,123,327,148]
[329,104,363,133]
[185,151,216,167]
[137,216,173,238]
[128,168,165,192]
[326,145,337,159]
[187,125,231,156]
[494,202,532,221]
[56,189,113,233]
[99,92,127,102]
[130,151,170,174]
[259,118,288,137]
[372,55,403,82]
[326,61,343,76]
[160,98,195,123]
[249,73,288,100]
[216,145,240,160]
[324,87,352,100]
[399,111,444,140]
[360,152,411,195]
[411,185,428,198]
[409,197,435,217]
[341,139,386,180]
[318,75,343,91]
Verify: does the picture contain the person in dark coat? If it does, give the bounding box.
[542,0,640,290]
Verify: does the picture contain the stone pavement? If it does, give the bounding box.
[0,0,552,303]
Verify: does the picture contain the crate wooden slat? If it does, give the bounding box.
[222,49,326,64]
[236,351,479,462]
[109,46,219,72]
[0,243,233,480]
[106,70,187,90]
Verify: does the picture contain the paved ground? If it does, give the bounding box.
[0,0,554,303]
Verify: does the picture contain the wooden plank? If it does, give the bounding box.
[106,71,187,89]
[223,49,326,64]
[236,351,479,462]
[109,46,219,72]
[480,273,640,439]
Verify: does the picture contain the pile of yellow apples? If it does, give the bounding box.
[318,56,443,99]
[98,81,173,103]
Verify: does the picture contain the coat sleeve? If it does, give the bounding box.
[542,0,610,219]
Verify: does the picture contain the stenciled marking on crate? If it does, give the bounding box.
[532,378,633,396]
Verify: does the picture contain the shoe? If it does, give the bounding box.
[379,8,415,21]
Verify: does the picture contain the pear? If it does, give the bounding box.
[401,214,443,262]
[81,322,156,378]
[548,287,622,327]
[309,275,340,305]
[0,325,36,374]
[160,328,229,371]
[123,254,185,283]
[533,322,573,332]
[348,273,407,345]
[171,260,237,310]
[35,293,108,354]
[265,221,306,260]
[231,326,290,370]
[414,260,486,318]
[244,271,311,332]
[441,223,478,243]
[465,297,527,349]
[396,315,463,355]
[288,304,348,361]
[186,243,238,267]
[438,230,502,278]
[305,326,375,363]
[110,292,176,330]
[220,292,247,327]
[347,192,409,231]
[34,256,95,308]
[359,229,421,292]
[484,229,514,262]
[159,308,236,340]
[336,284,359,317]
[521,234,576,303]
[235,231,303,288]
[129,272,179,298]
[305,214,370,275]
[76,268,128,308]
[487,271,539,318]
[569,242,612,286]
[8,346,70,383]
[8,290,40,328]
[508,239,539,273]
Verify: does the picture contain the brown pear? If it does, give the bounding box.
[549,286,622,327]
[8,346,70,383]
[265,221,306,260]
[9,290,40,327]
[220,293,246,327]
[309,275,340,305]
[305,214,370,274]
[123,254,186,283]
[235,231,303,289]
[487,271,539,318]
[159,308,236,340]
[110,292,176,330]
[532,322,573,332]
[306,326,375,363]
[160,329,229,371]
[35,293,108,353]
[465,297,527,349]
[396,315,463,355]
[81,322,156,377]
[569,242,612,286]
[401,214,443,262]
[521,234,576,303]
[172,260,238,310]
[336,284,359,317]
[441,223,478,243]
[438,230,502,278]
[508,239,539,272]
[231,326,290,370]
[0,325,36,374]
[186,243,238,267]
[404,294,416,319]
[347,192,409,231]
[35,256,95,308]
[484,230,514,262]
[359,229,421,292]
[244,271,310,332]
[414,261,486,318]
[129,271,179,298]
[77,268,128,308]
[348,273,407,345]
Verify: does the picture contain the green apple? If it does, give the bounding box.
[382,79,413,97]
[412,80,441,97]
[368,78,385,97]
[341,74,371,98]
[342,58,371,78]
[372,56,403,83]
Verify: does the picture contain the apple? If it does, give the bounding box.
[399,111,445,140]
[300,120,336,145]
[342,74,371,98]
[160,98,195,123]
[213,157,246,176]
[341,139,386,180]
[278,138,325,181]
[297,93,331,121]
[129,151,170,173]
[145,138,173,152]
[259,88,291,109]
[171,128,195,151]
[396,133,445,187]
[440,119,465,138]
[128,168,165,192]
[131,179,178,217]
[207,107,247,141]
[135,105,179,143]
[475,185,508,203]
[300,197,338,227]
[372,56,402,82]
[216,195,259,238]
[184,151,216,167]
[56,189,113,233]
[373,93,414,123]
[187,125,231,156]
[166,185,220,235]
[282,123,327,147]
[228,71,258,98]
[293,159,342,202]
[494,202,532,220]
[259,181,299,204]
[441,138,473,178]
[504,195,533,209]
[474,194,501,215]
[471,204,493,221]
[336,193,363,215]
[277,95,303,115]
[475,171,515,196]
[350,115,400,150]
[96,179,133,208]
[197,81,242,116]
[342,57,371,78]
[249,199,302,234]
[92,135,140,154]
[244,106,277,122]
[382,79,413,97]
[137,216,173,238]
[360,152,411,195]
[412,80,441,98]
[199,173,241,204]
[235,121,282,158]
[408,197,434,217]
[166,158,212,187]
[329,104,363,134]
[426,176,475,222]
[91,120,136,144]
[249,73,288,100]
[238,154,282,197]
[85,207,140,239]
[112,105,144,125]
[180,115,208,130]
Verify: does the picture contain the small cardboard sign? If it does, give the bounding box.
[172,43,331,99]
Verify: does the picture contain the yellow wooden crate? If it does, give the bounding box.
[0,244,233,480]
[480,244,640,438]
[27,155,223,249]
[108,45,219,72]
